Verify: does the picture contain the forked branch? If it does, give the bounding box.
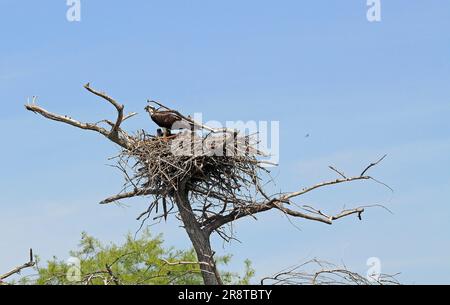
[25,83,134,149]
[204,156,388,233]
[0,249,35,282]
[84,83,124,136]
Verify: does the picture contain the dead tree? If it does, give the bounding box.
[25,84,388,285]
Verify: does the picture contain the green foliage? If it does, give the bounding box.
[18,229,253,285]
[221,259,255,285]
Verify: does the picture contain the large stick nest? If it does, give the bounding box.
[115,130,269,223]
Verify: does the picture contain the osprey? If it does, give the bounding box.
[145,105,193,137]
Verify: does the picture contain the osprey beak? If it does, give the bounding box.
[145,105,156,114]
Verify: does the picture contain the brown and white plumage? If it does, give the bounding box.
[145,105,193,136]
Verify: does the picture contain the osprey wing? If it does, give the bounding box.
[151,111,183,129]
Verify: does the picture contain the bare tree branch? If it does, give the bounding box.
[261,259,400,285]
[203,156,389,233]
[360,154,387,177]
[160,258,212,268]
[280,176,370,201]
[24,84,133,149]
[83,83,124,136]
[328,166,347,179]
[104,263,120,285]
[0,249,35,282]
[99,188,161,205]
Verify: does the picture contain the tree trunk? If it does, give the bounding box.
[174,184,222,285]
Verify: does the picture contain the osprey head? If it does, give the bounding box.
[145,104,156,115]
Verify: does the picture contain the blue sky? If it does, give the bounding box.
[1,1,449,284]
